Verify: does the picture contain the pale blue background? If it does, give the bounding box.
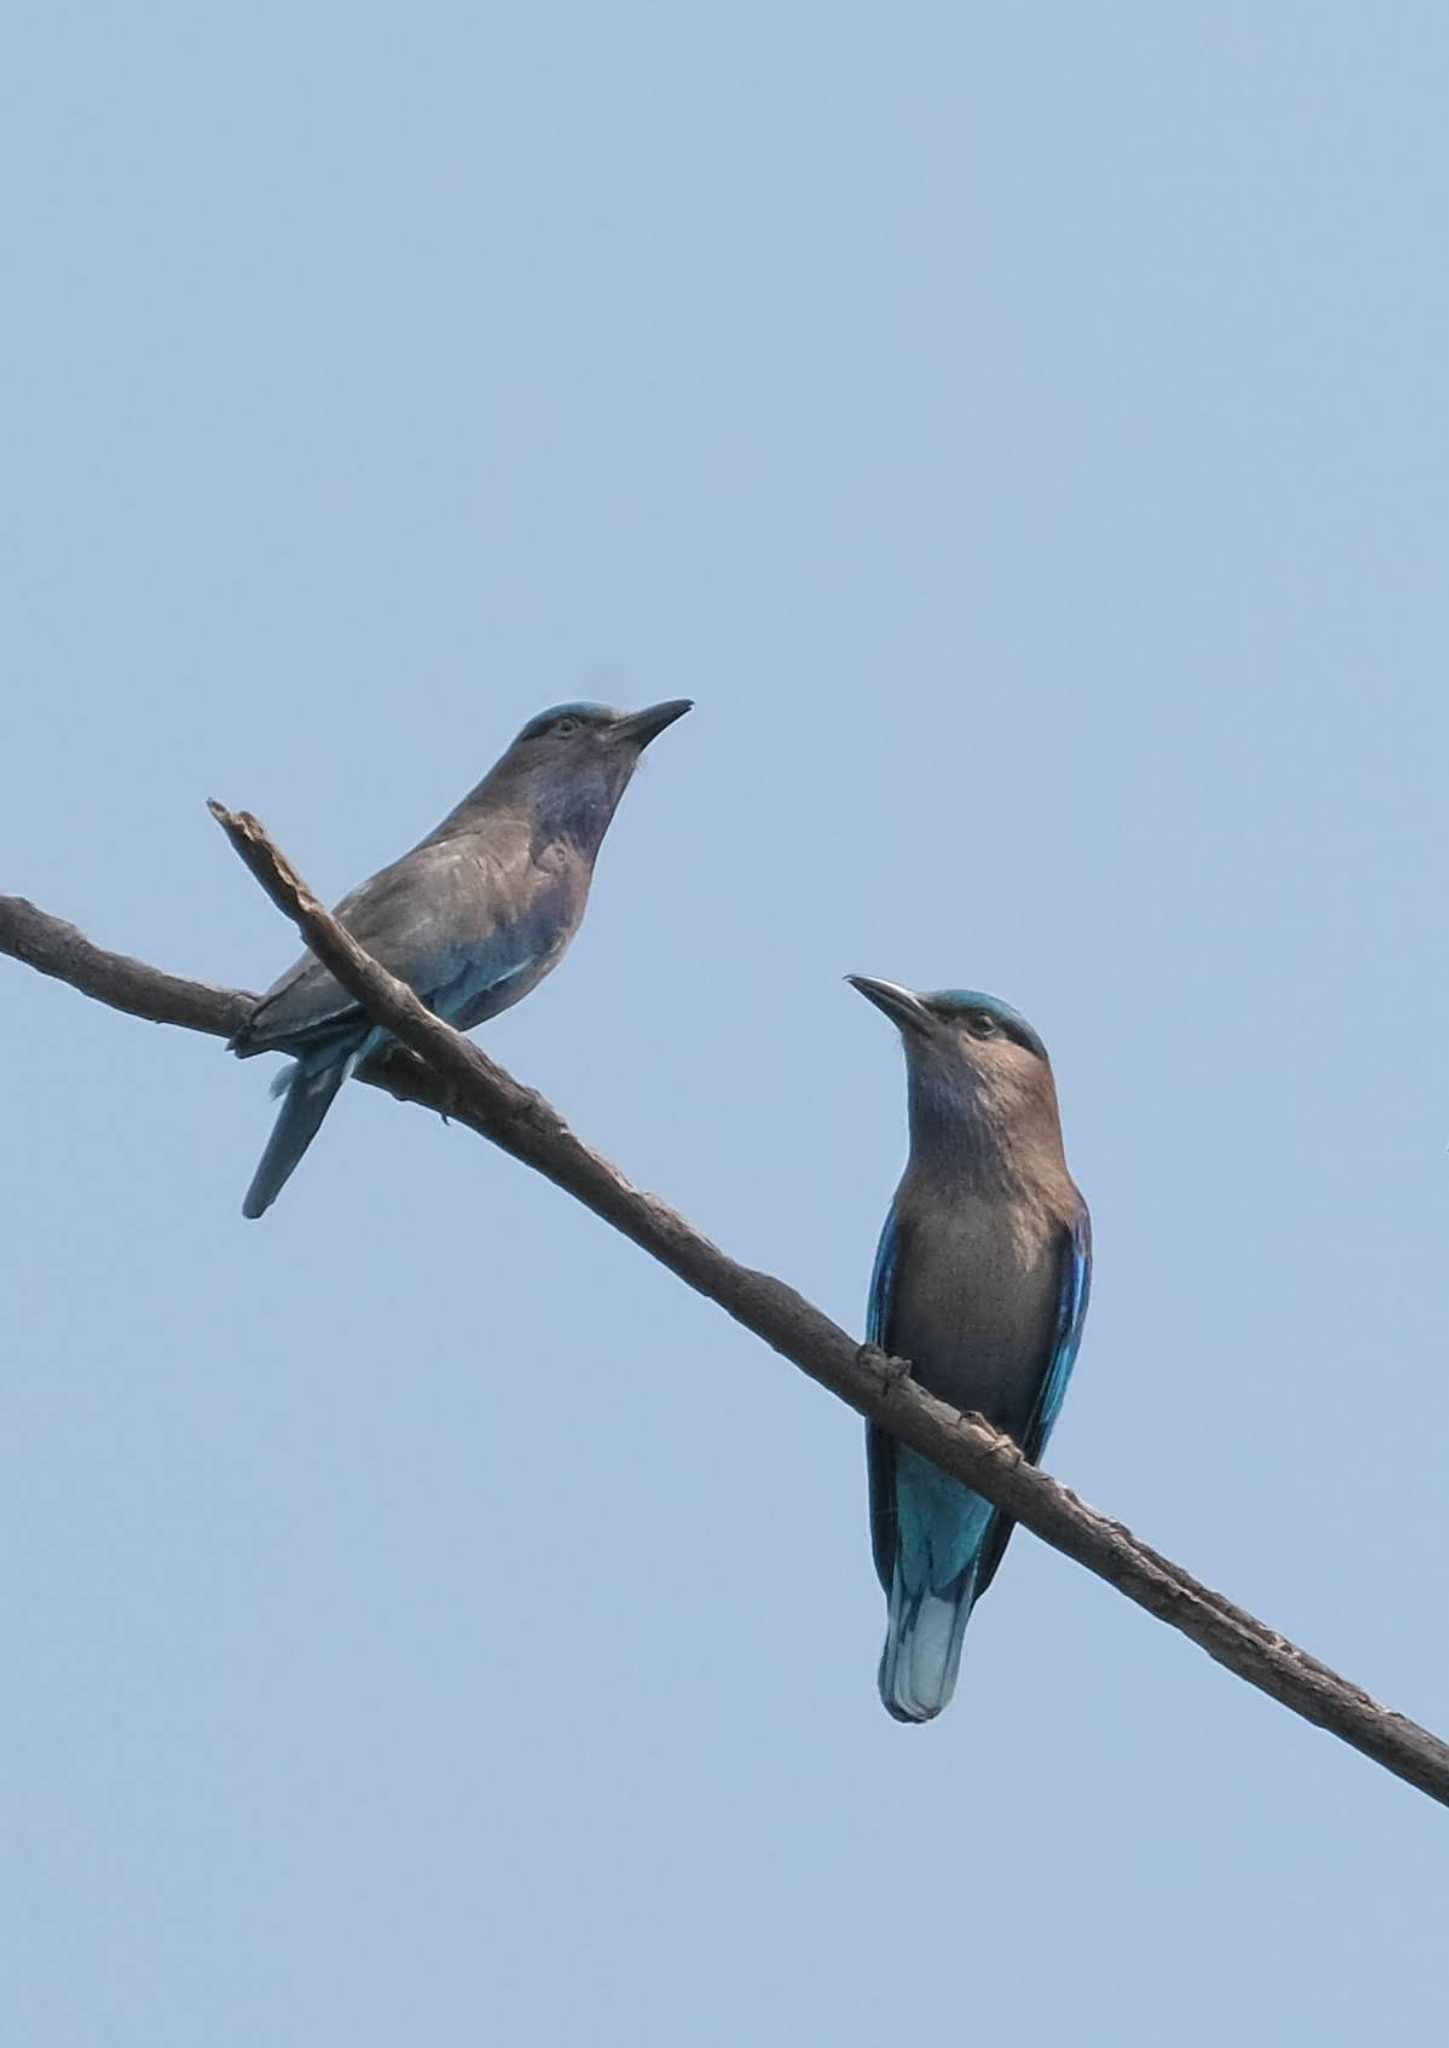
[4,6,1448,2042]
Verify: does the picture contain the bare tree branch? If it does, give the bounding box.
[6,843,1449,1810]
[0,889,465,1119]
[0,894,253,1037]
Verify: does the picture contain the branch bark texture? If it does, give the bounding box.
[5,844,1448,1811]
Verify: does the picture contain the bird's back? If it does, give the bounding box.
[235,807,584,1055]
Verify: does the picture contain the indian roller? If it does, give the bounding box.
[849,977,1092,1722]
[230,699,691,1216]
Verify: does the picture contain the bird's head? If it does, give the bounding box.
[848,976,1056,1124]
[511,699,694,760]
[499,698,692,841]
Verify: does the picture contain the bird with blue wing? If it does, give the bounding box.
[849,977,1091,1722]
[230,698,691,1217]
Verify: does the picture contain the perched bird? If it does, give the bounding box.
[230,699,691,1217]
[848,977,1091,1723]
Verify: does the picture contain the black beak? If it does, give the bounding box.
[612,699,693,749]
[847,975,933,1035]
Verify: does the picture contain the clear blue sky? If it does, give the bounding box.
[4,5,1448,2041]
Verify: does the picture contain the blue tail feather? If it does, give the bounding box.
[242,1057,348,1219]
[878,1446,995,1723]
[879,1567,979,1723]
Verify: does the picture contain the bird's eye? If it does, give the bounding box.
[967,1013,999,1038]
[552,716,581,736]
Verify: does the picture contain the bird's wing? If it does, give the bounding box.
[1021,1204,1093,1466]
[973,1203,1092,1597]
[233,836,537,1054]
[865,1203,902,1351]
[865,1205,908,1592]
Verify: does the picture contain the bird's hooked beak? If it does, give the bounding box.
[847,976,934,1036]
[611,699,694,749]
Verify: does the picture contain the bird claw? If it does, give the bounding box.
[862,1344,913,1393]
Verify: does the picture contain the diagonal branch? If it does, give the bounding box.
[6,842,1449,1809]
